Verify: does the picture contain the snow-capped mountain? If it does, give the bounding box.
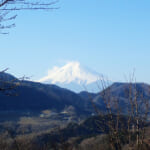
[38,61,105,93]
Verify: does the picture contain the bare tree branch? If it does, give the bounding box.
[0,0,59,33]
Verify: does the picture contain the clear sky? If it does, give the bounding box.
[0,0,150,83]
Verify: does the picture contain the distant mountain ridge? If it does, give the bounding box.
[0,72,150,119]
[38,61,102,92]
[38,62,99,84]
[0,72,18,82]
[0,72,94,117]
[92,82,150,114]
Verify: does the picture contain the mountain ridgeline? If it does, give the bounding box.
[0,72,94,116]
[0,72,150,150]
[0,72,150,118]
[38,61,101,92]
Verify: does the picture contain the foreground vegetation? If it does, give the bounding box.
[0,114,149,150]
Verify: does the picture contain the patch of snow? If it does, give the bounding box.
[38,61,99,85]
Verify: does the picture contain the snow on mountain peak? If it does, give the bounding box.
[38,61,99,85]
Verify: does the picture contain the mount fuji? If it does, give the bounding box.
[38,61,105,93]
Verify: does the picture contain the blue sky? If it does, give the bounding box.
[0,0,150,82]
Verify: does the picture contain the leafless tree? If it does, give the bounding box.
[0,0,59,34]
[91,75,150,150]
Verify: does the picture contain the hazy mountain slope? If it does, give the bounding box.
[0,72,18,82]
[0,72,150,117]
[93,82,150,114]
[79,91,98,101]
[0,72,93,116]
